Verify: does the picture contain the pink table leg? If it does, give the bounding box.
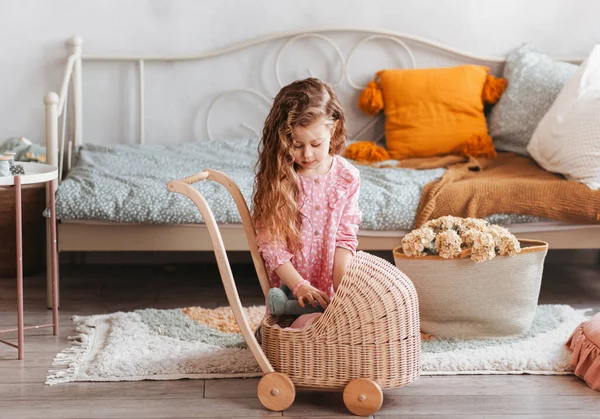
[49,180,59,335]
[0,175,59,360]
[15,175,24,360]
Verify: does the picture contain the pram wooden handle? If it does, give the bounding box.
[168,169,275,375]
[179,171,209,185]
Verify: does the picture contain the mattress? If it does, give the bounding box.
[55,139,543,230]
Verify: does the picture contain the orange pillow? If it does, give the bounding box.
[358,65,505,160]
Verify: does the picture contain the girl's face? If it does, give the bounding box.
[291,116,334,176]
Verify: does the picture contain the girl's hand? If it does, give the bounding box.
[296,284,330,309]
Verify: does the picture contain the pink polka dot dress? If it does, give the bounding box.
[256,155,361,298]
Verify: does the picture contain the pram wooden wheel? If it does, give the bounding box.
[343,378,384,416]
[257,372,296,411]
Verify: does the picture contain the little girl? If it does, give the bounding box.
[253,78,361,318]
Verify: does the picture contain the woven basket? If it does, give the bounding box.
[261,251,421,390]
[393,239,548,339]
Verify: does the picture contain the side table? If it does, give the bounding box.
[0,162,59,360]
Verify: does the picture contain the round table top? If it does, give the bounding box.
[0,162,58,187]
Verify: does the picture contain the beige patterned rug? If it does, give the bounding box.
[182,306,265,334]
[46,304,590,385]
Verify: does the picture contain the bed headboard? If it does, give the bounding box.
[44,27,584,183]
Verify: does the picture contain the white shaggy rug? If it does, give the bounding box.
[46,304,591,385]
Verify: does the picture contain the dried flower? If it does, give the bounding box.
[439,216,461,231]
[460,229,478,248]
[424,215,460,232]
[401,227,435,257]
[435,230,462,259]
[488,225,521,256]
[497,236,521,256]
[402,217,521,262]
[470,231,496,263]
[457,217,489,234]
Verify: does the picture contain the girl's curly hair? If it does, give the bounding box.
[252,78,347,254]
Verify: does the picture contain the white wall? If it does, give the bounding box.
[0,0,597,146]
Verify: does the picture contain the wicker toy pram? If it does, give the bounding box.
[168,169,421,416]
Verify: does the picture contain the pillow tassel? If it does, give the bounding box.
[344,141,390,163]
[357,80,384,116]
[461,134,498,159]
[482,74,507,105]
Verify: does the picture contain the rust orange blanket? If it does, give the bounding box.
[415,153,600,227]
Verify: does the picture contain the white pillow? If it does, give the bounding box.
[527,45,600,190]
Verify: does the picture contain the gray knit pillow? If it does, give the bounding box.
[488,44,578,156]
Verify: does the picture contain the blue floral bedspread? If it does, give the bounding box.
[55,139,541,230]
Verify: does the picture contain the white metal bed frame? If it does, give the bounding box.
[43,28,600,306]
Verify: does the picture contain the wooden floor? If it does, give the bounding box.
[1,253,599,418]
